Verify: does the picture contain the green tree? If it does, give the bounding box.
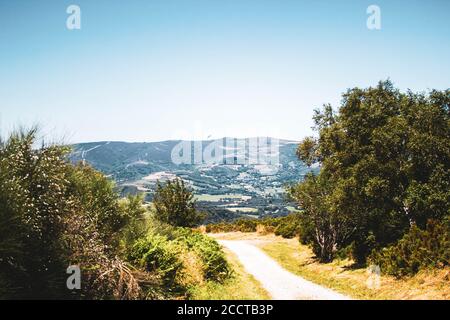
[294,80,450,263]
[153,178,204,227]
[289,173,353,262]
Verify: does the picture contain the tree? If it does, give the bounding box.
[294,80,450,263]
[152,178,204,227]
[289,173,353,262]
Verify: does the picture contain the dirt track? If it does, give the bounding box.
[218,239,351,300]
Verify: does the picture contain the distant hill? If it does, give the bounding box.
[70,138,318,221]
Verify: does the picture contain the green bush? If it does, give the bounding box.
[0,129,147,299]
[127,235,183,286]
[274,214,302,239]
[206,214,303,239]
[207,221,232,233]
[236,219,258,232]
[153,179,205,227]
[368,220,450,277]
[127,225,231,295]
[174,228,231,282]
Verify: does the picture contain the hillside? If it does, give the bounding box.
[70,138,317,222]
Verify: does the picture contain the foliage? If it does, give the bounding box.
[273,214,302,238]
[173,228,231,282]
[294,81,450,263]
[126,225,231,297]
[153,178,205,227]
[206,214,303,239]
[0,128,71,298]
[368,220,450,277]
[288,173,353,262]
[119,195,149,251]
[127,235,183,287]
[0,129,147,299]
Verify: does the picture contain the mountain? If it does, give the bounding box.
[70,138,318,222]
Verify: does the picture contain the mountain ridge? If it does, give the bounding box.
[69,138,317,221]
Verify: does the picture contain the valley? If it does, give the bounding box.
[70,138,317,222]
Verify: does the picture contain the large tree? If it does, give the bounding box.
[295,81,449,263]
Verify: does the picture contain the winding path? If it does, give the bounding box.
[218,240,351,300]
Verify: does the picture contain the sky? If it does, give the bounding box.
[0,0,449,143]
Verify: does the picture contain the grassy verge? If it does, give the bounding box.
[258,236,450,300]
[188,247,270,300]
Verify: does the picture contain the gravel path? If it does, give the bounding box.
[218,240,351,300]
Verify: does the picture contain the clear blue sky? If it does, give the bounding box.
[1,0,449,143]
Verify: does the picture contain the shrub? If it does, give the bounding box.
[0,129,146,299]
[126,225,231,296]
[119,195,150,251]
[206,214,303,239]
[127,235,183,287]
[174,228,231,282]
[153,178,205,227]
[235,219,258,232]
[368,220,450,277]
[274,214,302,239]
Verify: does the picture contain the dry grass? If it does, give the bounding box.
[178,250,205,287]
[256,224,272,235]
[253,234,450,300]
[209,232,450,299]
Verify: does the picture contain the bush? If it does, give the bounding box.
[153,179,205,227]
[205,219,256,233]
[274,214,302,239]
[256,224,273,235]
[174,228,231,282]
[127,235,183,286]
[0,129,147,299]
[235,219,258,232]
[126,225,231,297]
[206,214,303,239]
[368,220,450,277]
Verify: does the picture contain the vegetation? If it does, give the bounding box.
[173,228,230,282]
[188,248,270,300]
[127,235,183,287]
[153,178,205,227]
[291,80,449,272]
[0,128,147,299]
[257,234,450,300]
[0,129,232,299]
[368,219,449,277]
[206,214,302,239]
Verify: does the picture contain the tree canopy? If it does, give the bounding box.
[292,81,450,263]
